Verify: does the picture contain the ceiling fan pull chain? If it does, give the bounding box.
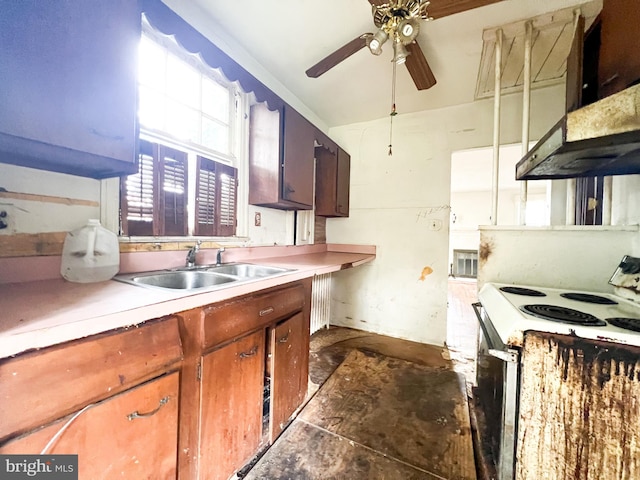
[389,59,398,156]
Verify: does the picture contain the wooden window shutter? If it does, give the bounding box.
[159,145,188,236]
[195,156,237,236]
[217,163,238,236]
[121,140,157,236]
[195,157,217,236]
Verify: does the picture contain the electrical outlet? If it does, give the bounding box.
[254,212,261,227]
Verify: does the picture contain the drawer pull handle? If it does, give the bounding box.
[127,396,170,421]
[259,306,275,317]
[278,332,290,344]
[239,345,259,358]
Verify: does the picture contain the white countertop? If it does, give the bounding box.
[0,245,375,359]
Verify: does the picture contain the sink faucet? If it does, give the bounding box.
[216,247,225,266]
[185,240,202,268]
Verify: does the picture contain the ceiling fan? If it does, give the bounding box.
[305,0,503,90]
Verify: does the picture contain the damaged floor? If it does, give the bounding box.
[242,327,477,480]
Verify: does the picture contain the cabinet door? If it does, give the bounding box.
[335,148,351,217]
[248,103,281,206]
[0,0,140,179]
[598,0,640,99]
[248,103,314,210]
[0,372,180,479]
[199,330,266,480]
[315,145,350,217]
[282,105,315,209]
[269,312,309,442]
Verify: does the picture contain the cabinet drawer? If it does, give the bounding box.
[0,316,183,442]
[202,283,306,350]
[1,372,179,480]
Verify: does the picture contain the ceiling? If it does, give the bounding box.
[187,0,601,128]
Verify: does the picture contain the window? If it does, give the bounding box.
[452,250,478,278]
[121,24,243,237]
[195,157,237,236]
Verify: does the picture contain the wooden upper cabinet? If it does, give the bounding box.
[0,0,140,179]
[282,106,315,207]
[598,0,640,99]
[249,103,315,210]
[565,15,585,113]
[315,145,351,217]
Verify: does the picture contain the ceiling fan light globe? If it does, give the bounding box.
[367,28,388,56]
[398,18,420,44]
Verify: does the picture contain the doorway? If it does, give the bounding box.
[446,144,550,388]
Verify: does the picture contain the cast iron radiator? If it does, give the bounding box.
[310,273,332,334]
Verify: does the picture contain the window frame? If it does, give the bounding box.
[119,22,249,240]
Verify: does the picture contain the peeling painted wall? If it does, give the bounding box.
[327,86,566,345]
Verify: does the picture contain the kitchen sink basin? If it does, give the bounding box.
[129,271,236,290]
[202,263,290,278]
[114,263,293,292]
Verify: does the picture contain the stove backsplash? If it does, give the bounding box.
[478,227,640,292]
[610,255,640,302]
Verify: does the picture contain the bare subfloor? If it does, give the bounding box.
[242,327,477,480]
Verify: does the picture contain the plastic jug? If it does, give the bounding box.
[60,219,120,283]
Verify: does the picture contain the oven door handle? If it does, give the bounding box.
[472,302,519,363]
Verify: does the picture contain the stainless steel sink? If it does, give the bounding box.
[129,270,237,290]
[114,263,293,292]
[202,263,290,278]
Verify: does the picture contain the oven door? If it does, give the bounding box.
[472,302,520,480]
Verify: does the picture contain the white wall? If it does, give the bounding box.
[612,175,640,225]
[326,85,566,345]
[0,163,101,235]
[478,226,640,291]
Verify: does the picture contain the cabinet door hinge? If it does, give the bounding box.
[196,361,202,382]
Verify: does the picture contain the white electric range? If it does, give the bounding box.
[473,255,640,480]
[478,282,640,348]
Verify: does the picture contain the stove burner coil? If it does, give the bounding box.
[520,304,606,326]
[560,292,618,305]
[607,317,640,332]
[499,286,546,296]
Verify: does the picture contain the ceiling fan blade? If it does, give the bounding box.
[367,0,386,6]
[427,0,504,20]
[306,34,373,78]
[405,42,437,90]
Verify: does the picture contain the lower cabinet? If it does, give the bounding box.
[198,330,266,480]
[0,371,180,479]
[0,317,183,478]
[0,279,313,480]
[180,279,312,479]
[269,311,309,442]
